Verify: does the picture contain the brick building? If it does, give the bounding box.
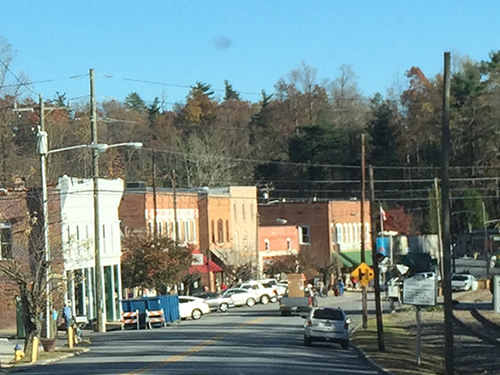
[258,200,372,281]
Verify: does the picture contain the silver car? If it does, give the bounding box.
[221,287,258,307]
[303,307,351,349]
[193,292,234,312]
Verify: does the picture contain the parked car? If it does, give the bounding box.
[193,292,234,312]
[451,273,478,292]
[178,296,211,320]
[221,288,258,307]
[236,281,278,304]
[257,278,288,296]
[303,307,351,349]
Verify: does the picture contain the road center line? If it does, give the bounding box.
[121,316,269,375]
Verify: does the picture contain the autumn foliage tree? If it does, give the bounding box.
[121,235,192,294]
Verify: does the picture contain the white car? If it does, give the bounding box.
[221,288,258,307]
[257,278,288,296]
[303,307,351,349]
[451,274,478,292]
[178,296,211,320]
[236,281,278,304]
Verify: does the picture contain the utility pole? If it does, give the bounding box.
[360,134,368,329]
[90,68,106,333]
[39,95,51,339]
[152,147,158,238]
[172,169,179,243]
[441,52,454,375]
[434,178,443,281]
[483,202,489,277]
[17,96,66,339]
[369,165,384,350]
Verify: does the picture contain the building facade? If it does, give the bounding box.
[258,200,372,279]
[58,176,124,323]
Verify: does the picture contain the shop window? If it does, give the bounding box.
[217,219,224,243]
[299,226,310,244]
[0,223,12,259]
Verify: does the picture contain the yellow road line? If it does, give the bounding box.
[121,316,269,375]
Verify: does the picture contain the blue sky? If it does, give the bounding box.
[2,1,499,108]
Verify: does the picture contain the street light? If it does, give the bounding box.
[37,129,142,333]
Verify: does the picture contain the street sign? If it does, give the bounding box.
[403,276,436,306]
[350,262,374,287]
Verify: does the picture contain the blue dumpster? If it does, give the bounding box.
[121,295,180,328]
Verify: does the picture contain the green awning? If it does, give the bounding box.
[338,250,373,268]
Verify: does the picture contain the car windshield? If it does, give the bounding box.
[313,309,344,320]
[452,275,468,281]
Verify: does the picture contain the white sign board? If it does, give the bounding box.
[403,277,437,306]
[494,275,500,313]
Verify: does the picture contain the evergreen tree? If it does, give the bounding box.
[124,92,147,113]
[367,93,400,167]
[223,80,240,101]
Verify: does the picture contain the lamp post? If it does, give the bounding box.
[36,132,142,334]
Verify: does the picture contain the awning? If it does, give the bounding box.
[189,260,223,274]
[338,250,373,267]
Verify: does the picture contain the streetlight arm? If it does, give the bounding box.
[47,143,109,155]
[107,142,143,150]
[45,142,142,155]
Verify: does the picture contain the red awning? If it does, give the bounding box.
[189,260,223,274]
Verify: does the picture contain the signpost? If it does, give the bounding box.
[403,276,437,366]
[494,275,500,314]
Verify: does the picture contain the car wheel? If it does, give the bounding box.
[219,302,229,312]
[246,298,256,307]
[192,308,202,320]
[341,340,349,350]
[260,295,270,304]
[303,336,312,346]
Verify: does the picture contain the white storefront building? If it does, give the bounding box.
[58,175,124,323]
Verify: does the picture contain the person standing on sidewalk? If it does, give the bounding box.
[337,279,345,296]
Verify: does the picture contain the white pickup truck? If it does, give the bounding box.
[236,281,278,304]
[279,274,317,316]
[279,286,316,316]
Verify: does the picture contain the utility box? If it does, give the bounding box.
[287,273,306,298]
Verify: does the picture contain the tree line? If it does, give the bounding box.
[2,36,500,234]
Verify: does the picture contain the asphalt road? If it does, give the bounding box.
[12,292,388,375]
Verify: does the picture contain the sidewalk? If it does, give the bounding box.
[0,329,22,368]
[0,330,84,369]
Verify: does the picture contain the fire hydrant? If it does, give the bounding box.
[14,344,24,361]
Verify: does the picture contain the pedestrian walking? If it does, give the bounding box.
[62,303,72,330]
[337,279,345,296]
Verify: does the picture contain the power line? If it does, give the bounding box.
[0,58,38,96]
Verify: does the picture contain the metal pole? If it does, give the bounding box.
[369,165,384,350]
[416,306,421,366]
[360,134,368,329]
[91,69,106,333]
[40,95,51,339]
[435,178,444,281]
[483,202,489,277]
[441,52,454,375]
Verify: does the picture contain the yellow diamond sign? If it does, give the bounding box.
[350,262,374,287]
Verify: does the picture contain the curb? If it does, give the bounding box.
[1,347,90,372]
[351,322,395,375]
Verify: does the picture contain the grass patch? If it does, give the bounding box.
[352,311,446,375]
